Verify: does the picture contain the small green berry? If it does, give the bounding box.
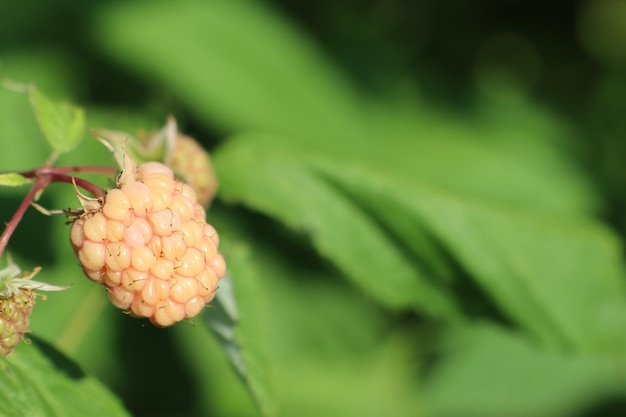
[0,289,35,357]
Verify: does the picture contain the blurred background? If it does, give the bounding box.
[0,0,622,196]
[3,0,626,221]
[2,0,626,416]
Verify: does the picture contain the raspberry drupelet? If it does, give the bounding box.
[70,160,226,327]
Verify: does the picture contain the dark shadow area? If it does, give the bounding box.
[112,318,199,417]
[29,335,86,380]
[267,0,595,113]
[215,202,337,276]
[0,195,56,266]
[582,397,626,417]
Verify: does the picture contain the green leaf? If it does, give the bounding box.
[198,206,422,417]
[95,0,363,140]
[0,88,50,172]
[203,253,278,416]
[203,275,246,379]
[423,323,626,417]
[308,154,626,353]
[0,173,31,187]
[213,135,460,319]
[29,88,85,154]
[0,336,130,417]
[214,132,626,354]
[405,190,626,353]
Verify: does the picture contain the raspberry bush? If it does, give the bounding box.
[0,85,236,417]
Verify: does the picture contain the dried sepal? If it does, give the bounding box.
[116,149,138,187]
[71,177,103,215]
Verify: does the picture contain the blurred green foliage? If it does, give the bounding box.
[2,0,626,416]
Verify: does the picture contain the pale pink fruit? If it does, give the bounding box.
[70,160,226,327]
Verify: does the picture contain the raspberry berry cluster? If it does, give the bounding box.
[70,153,226,327]
[0,288,35,357]
[0,258,66,357]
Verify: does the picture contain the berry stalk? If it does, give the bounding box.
[21,165,118,177]
[0,176,50,260]
[0,164,114,261]
[20,165,115,198]
[43,173,106,198]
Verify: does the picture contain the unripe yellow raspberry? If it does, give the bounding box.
[70,160,226,327]
[0,260,65,358]
[0,289,35,357]
[93,118,218,208]
[168,133,218,208]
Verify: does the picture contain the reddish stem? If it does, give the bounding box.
[45,173,106,198]
[0,165,112,261]
[21,165,117,178]
[0,176,50,260]
[0,164,114,261]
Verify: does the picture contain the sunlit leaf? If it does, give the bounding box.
[95,0,361,140]
[0,88,50,172]
[0,173,31,187]
[214,133,626,353]
[203,263,278,416]
[213,134,460,319]
[0,336,130,417]
[29,88,85,154]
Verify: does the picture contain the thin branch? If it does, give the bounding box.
[0,164,111,261]
[20,165,118,178]
[45,173,107,198]
[0,176,50,260]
